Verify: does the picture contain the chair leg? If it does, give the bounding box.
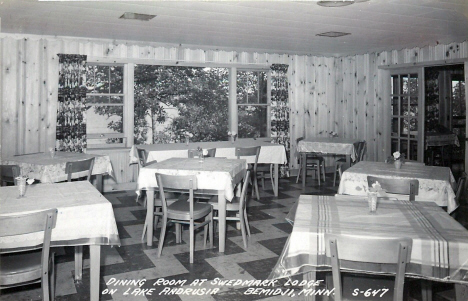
[49,253,55,300]
[239,211,248,249]
[333,164,338,187]
[175,223,182,244]
[253,175,260,200]
[157,216,167,258]
[317,166,321,186]
[209,210,213,248]
[296,163,302,183]
[321,163,326,182]
[244,208,251,237]
[203,217,208,249]
[189,220,195,264]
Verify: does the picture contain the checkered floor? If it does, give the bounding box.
[1,174,466,301]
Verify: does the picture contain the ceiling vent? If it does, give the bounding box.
[316,31,351,38]
[119,12,156,21]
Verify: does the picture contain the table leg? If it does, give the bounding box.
[218,192,226,253]
[302,153,306,189]
[146,190,155,247]
[455,283,468,301]
[273,163,279,196]
[74,246,83,281]
[89,245,101,301]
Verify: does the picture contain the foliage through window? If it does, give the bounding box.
[85,64,125,147]
[237,70,268,138]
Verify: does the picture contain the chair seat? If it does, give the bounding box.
[0,251,42,286]
[167,200,213,220]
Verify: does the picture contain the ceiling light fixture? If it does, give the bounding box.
[119,12,156,21]
[317,0,355,7]
[316,31,351,37]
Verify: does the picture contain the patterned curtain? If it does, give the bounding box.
[270,64,290,177]
[56,54,88,153]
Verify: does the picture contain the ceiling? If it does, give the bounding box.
[1,0,468,56]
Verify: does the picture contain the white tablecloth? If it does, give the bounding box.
[137,157,246,201]
[0,181,120,247]
[269,195,468,284]
[297,137,359,161]
[1,152,113,183]
[337,161,457,213]
[129,139,287,165]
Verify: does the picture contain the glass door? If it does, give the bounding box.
[390,69,424,161]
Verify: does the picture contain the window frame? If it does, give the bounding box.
[85,62,132,149]
[236,68,271,138]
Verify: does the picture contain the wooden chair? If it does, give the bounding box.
[236,146,261,200]
[0,209,58,301]
[296,137,326,186]
[187,149,199,158]
[136,147,157,168]
[325,233,412,301]
[65,157,95,182]
[206,148,216,158]
[0,164,20,186]
[156,173,213,263]
[333,140,366,186]
[367,176,419,201]
[209,170,251,249]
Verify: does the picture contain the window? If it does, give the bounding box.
[237,70,269,138]
[390,70,422,161]
[85,64,126,148]
[133,65,229,144]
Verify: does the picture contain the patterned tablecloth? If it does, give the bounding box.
[0,181,120,247]
[129,139,287,165]
[425,132,460,149]
[269,195,468,284]
[137,157,246,201]
[1,152,113,183]
[297,137,359,161]
[337,161,457,213]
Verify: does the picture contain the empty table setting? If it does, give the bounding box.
[129,138,287,196]
[137,157,247,253]
[269,194,468,298]
[0,181,120,301]
[337,160,458,213]
[1,151,113,192]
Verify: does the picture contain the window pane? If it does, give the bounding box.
[391,97,399,115]
[110,66,124,94]
[391,118,399,136]
[391,75,398,94]
[238,105,267,138]
[401,75,409,95]
[237,70,268,104]
[391,138,399,154]
[410,140,418,161]
[409,74,418,95]
[86,105,123,134]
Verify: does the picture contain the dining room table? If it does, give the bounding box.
[269,194,468,300]
[1,151,114,192]
[297,137,360,188]
[129,138,287,196]
[337,160,458,213]
[0,181,120,301]
[137,157,246,253]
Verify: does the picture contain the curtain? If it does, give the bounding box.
[56,54,88,153]
[270,64,290,177]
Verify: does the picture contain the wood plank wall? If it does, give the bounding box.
[1,34,468,187]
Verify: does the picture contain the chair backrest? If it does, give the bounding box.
[367,176,419,201]
[0,165,20,186]
[404,160,425,166]
[65,157,95,182]
[136,148,148,168]
[456,172,467,204]
[325,233,412,301]
[206,148,216,158]
[296,137,304,144]
[188,149,199,158]
[235,146,260,170]
[357,140,366,162]
[156,173,198,217]
[0,208,58,251]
